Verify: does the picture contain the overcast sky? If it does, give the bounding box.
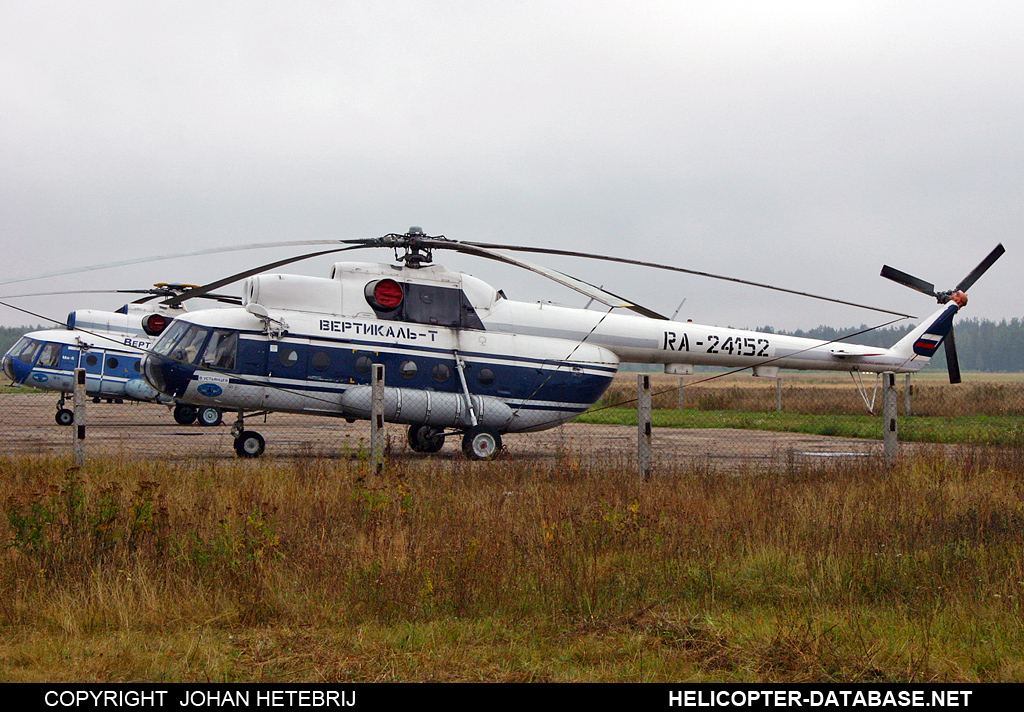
[1,1,1020,333]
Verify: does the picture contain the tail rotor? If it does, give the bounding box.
[880,244,1004,383]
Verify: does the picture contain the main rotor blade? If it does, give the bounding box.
[955,243,1005,293]
[160,245,371,306]
[0,288,241,305]
[0,239,378,289]
[944,327,961,384]
[879,265,936,297]
[423,239,669,319]
[466,242,915,319]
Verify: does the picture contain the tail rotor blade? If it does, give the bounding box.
[955,243,1005,293]
[944,327,962,384]
[879,265,936,297]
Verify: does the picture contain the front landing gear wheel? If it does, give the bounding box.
[462,426,502,461]
[198,407,223,427]
[173,404,198,425]
[234,431,266,458]
[55,408,74,426]
[408,424,445,453]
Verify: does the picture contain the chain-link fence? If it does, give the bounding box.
[3,368,1022,472]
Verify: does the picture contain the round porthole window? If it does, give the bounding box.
[106,357,119,369]
[432,363,450,382]
[86,354,98,367]
[355,355,373,374]
[477,368,495,386]
[311,351,331,371]
[278,348,298,367]
[399,360,417,379]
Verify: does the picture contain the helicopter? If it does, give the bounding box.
[131,229,1004,459]
[1,285,235,426]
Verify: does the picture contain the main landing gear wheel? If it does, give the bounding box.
[234,431,266,458]
[55,408,74,426]
[462,426,502,461]
[408,424,445,453]
[198,407,223,427]
[173,404,198,425]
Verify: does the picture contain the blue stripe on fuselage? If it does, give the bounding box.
[156,333,614,409]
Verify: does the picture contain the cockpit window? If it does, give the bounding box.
[200,330,238,371]
[153,322,209,365]
[10,337,42,364]
[152,320,191,357]
[38,342,61,369]
[177,325,210,365]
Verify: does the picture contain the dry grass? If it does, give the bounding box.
[1,450,1023,682]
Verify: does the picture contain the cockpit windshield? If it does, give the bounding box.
[152,320,191,357]
[9,337,42,364]
[151,322,238,371]
[152,322,209,365]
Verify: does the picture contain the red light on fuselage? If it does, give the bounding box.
[370,279,404,310]
[142,314,171,336]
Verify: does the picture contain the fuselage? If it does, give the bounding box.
[138,260,957,434]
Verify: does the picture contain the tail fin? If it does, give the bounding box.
[887,303,959,362]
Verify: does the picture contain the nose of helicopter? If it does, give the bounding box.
[3,352,29,383]
[141,353,192,399]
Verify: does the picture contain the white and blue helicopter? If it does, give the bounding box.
[2,285,235,426]
[130,230,1003,459]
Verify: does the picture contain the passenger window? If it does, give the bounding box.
[39,343,61,368]
[311,351,331,371]
[355,355,373,374]
[201,330,238,371]
[278,347,298,367]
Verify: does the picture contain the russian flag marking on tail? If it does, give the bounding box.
[912,307,956,357]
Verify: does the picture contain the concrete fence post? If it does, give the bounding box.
[905,374,913,416]
[638,374,652,481]
[73,367,86,467]
[883,371,898,467]
[370,364,385,474]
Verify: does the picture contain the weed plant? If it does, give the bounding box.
[1,450,1023,682]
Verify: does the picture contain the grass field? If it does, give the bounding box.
[580,371,1024,448]
[1,451,1023,683]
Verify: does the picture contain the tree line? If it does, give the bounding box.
[768,317,1024,373]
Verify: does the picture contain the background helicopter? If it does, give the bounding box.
[1,284,237,426]
[133,229,1004,459]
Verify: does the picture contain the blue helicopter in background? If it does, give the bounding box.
[2,284,235,426]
